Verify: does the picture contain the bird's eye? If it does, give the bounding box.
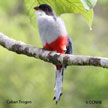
[46,8,48,11]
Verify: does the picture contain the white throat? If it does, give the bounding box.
[35,10,46,16]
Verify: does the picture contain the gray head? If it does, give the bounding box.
[34,4,55,16]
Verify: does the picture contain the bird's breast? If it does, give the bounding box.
[43,36,68,53]
[37,15,67,46]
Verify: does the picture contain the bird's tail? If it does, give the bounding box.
[53,65,65,104]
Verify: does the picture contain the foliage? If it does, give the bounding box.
[24,0,96,28]
[81,0,97,10]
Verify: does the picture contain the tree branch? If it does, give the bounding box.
[0,32,108,68]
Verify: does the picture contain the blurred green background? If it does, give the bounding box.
[0,0,108,108]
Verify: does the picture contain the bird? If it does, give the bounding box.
[34,4,73,104]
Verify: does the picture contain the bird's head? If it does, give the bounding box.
[34,4,55,16]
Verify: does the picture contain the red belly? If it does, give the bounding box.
[43,36,68,54]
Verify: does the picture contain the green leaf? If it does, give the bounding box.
[24,0,94,27]
[80,0,97,10]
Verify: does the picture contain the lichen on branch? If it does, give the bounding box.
[0,32,108,68]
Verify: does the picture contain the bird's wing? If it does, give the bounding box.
[66,35,73,54]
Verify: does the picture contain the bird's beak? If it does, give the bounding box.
[34,6,40,10]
